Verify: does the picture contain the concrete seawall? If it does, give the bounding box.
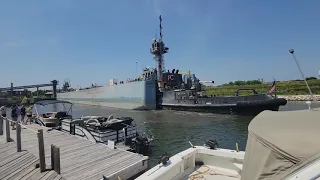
[278,95,320,101]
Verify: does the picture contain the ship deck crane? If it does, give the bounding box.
[178,70,214,84]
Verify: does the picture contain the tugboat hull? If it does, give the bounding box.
[161,99,285,115]
[160,90,287,115]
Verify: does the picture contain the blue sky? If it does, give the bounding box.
[1,0,320,89]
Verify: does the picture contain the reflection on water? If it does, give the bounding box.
[64,101,315,167]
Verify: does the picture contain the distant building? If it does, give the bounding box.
[0,89,31,98]
[45,92,53,98]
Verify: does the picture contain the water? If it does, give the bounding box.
[50,101,319,168]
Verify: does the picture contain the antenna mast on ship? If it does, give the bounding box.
[151,15,169,91]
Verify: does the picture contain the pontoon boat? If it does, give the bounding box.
[61,115,154,154]
[32,100,73,127]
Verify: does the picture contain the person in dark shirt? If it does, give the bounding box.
[20,105,26,125]
[11,105,18,130]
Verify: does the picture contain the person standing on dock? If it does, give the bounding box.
[20,105,26,124]
[0,105,6,118]
[10,105,18,130]
[26,106,33,124]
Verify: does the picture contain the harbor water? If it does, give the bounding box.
[49,101,319,168]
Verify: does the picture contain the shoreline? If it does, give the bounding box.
[278,95,320,101]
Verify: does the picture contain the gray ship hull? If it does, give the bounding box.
[57,80,157,110]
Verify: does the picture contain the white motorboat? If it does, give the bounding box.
[136,107,320,180]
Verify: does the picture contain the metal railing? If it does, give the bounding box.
[0,115,61,174]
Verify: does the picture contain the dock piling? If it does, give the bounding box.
[0,116,3,135]
[51,144,61,174]
[16,123,21,152]
[5,118,10,142]
[37,129,46,172]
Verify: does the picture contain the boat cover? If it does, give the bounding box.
[241,108,320,180]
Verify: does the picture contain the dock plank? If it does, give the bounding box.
[1,123,148,180]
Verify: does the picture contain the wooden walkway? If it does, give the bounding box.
[0,123,148,180]
[0,140,64,180]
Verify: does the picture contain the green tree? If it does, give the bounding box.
[234,81,246,86]
[306,77,317,80]
[21,96,28,105]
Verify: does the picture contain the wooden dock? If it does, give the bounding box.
[0,118,148,180]
[0,140,64,180]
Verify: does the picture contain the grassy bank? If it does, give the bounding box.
[205,79,320,96]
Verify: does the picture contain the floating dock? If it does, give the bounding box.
[0,119,148,180]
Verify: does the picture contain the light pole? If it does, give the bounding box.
[289,49,315,101]
[135,61,138,77]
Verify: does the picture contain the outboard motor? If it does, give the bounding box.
[176,69,179,74]
[131,134,150,154]
[171,69,175,73]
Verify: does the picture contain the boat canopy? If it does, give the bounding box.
[241,108,320,180]
[35,100,73,106]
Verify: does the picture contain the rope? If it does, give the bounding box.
[189,165,241,180]
[19,123,39,133]
[1,115,39,134]
[189,165,211,180]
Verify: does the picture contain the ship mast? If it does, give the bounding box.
[151,15,169,91]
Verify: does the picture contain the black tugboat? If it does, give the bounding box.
[151,16,287,115]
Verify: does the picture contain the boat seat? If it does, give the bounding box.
[56,111,67,119]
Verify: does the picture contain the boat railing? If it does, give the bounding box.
[234,88,258,96]
[73,125,98,143]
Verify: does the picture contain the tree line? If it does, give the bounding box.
[220,77,318,86]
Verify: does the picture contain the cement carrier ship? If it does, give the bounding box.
[58,15,287,115]
[57,72,158,110]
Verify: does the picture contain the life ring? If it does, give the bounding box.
[168,75,174,81]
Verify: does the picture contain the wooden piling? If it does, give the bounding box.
[0,116,3,135]
[54,146,61,174]
[51,144,54,171]
[5,118,10,142]
[16,123,21,152]
[51,144,61,174]
[37,129,46,172]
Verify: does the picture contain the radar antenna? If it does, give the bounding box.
[159,15,163,41]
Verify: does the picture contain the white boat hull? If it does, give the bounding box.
[136,146,245,180]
